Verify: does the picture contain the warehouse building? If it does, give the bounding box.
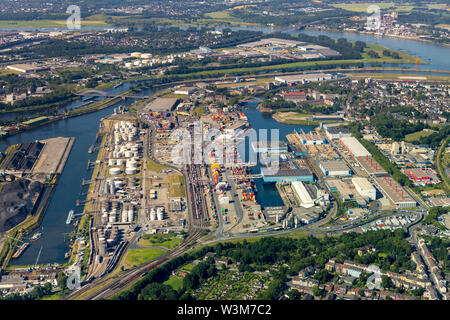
[325,179,367,205]
[373,176,417,208]
[356,156,387,176]
[352,177,376,201]
[340,137,371,158]
[319,160,352,177]
[325,126,351,140]
[262,166,314,183]
[275,73,332,85]
[291,181,315,208]
[174,87,197,95]
[297,130,327,145]
[146,97,179,112]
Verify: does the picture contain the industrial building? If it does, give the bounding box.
[274,73,333,85]
[297,130,327,145]
[291,181,315,208]
[325,179,367,205]
[319,160,352,177]
[325,126,351,140]
[146,97,179,112]
[174,87,197,95]
[262,166,314,183]
[352,177,376,201]
[340,137,371,158]
[356,156,387,176]
[373,176,417,208]
[6,64,50,73]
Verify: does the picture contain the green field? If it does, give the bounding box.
[362,43,423,64]
[180,262,196,272]
[138,236,183,250]
[331,2,415,12]
[163,275,184,291]
[192,106,207,116]
[146,158,168,173]
[124,248,166,268]
[405,129,436,142]
[168,174,186,197]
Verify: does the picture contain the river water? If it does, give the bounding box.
[2,27,449,265]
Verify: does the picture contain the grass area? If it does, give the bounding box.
[146,157,168,173]
[0,20,110,28]
[192,106,207,116]
[138,234,183,250]
[405,129,436,142]
[330,2,415,12]
[168,174,186,197]
[163,275,184,291]
[94,81,119,91]
[201,10,259,26]
[180,262,196,272]
[123,248,166,268]
[362,43,424,64]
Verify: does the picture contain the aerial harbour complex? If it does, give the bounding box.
[0,0,448,311]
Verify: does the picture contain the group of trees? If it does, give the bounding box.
[0,282,52,301]
[371,114,427,141]
[115,229,415,300]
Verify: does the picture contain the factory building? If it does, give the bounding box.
[291,181,315,208]
[290,181,329,209]
[325,179,367,206]
[374,175,417,208]
[275,73,332,85]
[325,126,351,140]
[297,130,327,145]
[352,177,376,201]
[356,156,387,176]
[262,166,314,183]
[319,160,352,177]
[340,137,371,158]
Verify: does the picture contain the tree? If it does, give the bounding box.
[311,285,322,297]
[381,275,393,289]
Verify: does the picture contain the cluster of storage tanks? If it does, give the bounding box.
[103,178,123,195]
[108,121,142,176]
[100,201,134,225]
[149,207,165,221]
[114,121,138,144]
[97,226,120,256]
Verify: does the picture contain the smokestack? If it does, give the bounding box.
[371,158,373,167]
[402,190,404,199]
[376,163,378,170]
[396,185,398,192]
[390,179,392,186]
[366,154,368,161]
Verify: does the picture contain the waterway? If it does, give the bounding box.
[240,101,314,208]
[0,83,156,265]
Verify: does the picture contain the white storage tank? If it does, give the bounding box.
[128,208,134,222]
[157,207,164,220]
[121,210,128,223]
[125,167,137,175]
[127,159,138,168]
[114,179,123,188]
[150,208,157,221]
[108,159,116,166]
[109,167,122,176]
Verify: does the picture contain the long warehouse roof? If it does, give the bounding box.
[340,137,370,157]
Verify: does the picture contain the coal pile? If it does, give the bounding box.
[5,141,44,172]
[0,179,43,232]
